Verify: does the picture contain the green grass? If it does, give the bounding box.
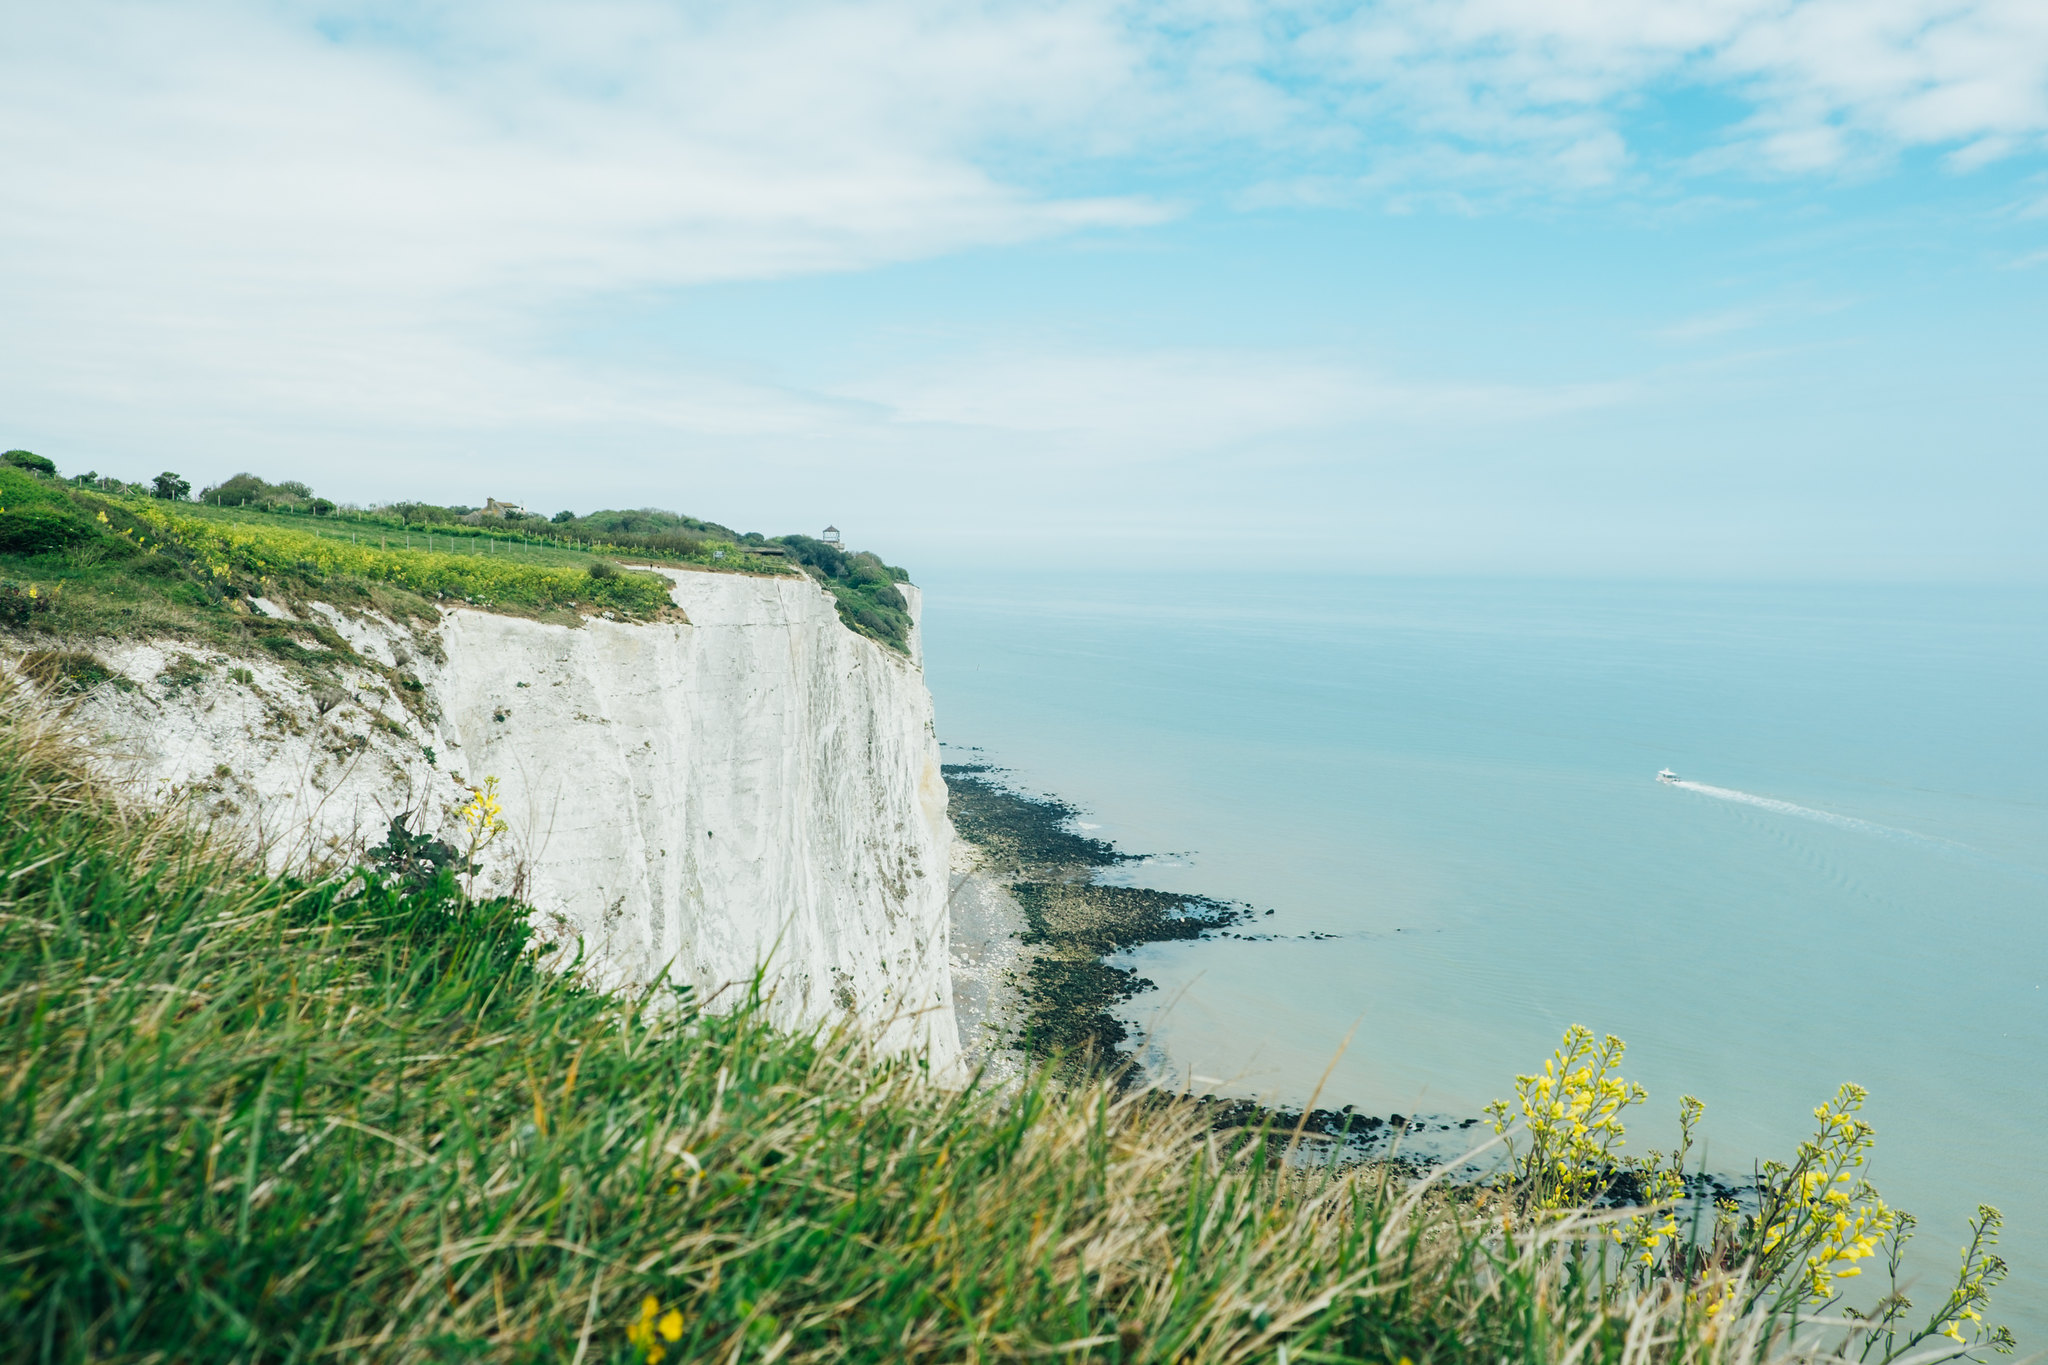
[172,502,618,570]
[162,504,920,653]
[0,484,694,676]
[166,500,795,577]
[124,497,680,617]
[0,688,1750,1365]
[3,473,919,660]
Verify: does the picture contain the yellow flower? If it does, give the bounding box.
[626,1297,685,1362]
[458,776,510,862]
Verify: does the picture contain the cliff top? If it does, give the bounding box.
[0,461,918,661]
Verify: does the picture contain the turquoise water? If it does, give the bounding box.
[919,572,2048,1339]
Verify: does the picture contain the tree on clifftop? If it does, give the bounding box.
[152,471,191,501]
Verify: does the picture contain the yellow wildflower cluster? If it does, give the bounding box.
[455,775,504,853]
[454,776,510,900]
[1608,1091,1705,1269]
[1748,1085,1894,1304]
[121,497,673,614]
[626,1296,685,1362]
[1488,1032,2011,1359]
[459,776,507,846]
[1770,1169,1891,1298]
[1490,1028,1707,1278]
[1916,1204,2012,1355]
[1487,1025,1645,1212]
[1617,1196,1684,1268]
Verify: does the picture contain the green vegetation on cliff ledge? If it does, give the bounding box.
[128,497,676,617]
[2,460,919,655]
[0,689,2012,1363]
[1,469,675,655]
[775,533,914,654]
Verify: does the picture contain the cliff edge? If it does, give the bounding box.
[21,566,957,1066]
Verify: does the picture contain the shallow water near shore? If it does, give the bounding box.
[920,570,2048,1339]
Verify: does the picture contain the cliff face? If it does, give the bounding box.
[32,567,957,1066]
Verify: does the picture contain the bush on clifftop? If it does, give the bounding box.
[776,534,914,653]
[3,449,57,475]
[0,466,95,554]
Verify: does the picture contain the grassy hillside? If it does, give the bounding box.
[1,464,918,655]
[0,686,2014,1364]
[2,469,677,657]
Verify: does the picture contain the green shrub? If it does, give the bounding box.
[776,536,913,653]
[2,449,56,475]
[366,813,468,889]
[134,550,189,579]
[257,633,331,666]
[0,579,56,627]
[200,472,277,507]
[18,648,119,694]
[0,466,93,553]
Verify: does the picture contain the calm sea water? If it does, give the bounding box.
[918,571,2048,1339]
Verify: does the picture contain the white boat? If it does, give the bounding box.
[1656,768,1679,784]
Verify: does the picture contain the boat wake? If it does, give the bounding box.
[1666,780,1954,850]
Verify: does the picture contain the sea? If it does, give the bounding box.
[917,570,2048,1341]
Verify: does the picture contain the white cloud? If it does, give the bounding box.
[1287,0,2048,184]
[0,4,1168,308]
[0,0,2042,512]
[0,0,1185,475]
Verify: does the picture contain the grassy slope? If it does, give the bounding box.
[122,496,680,618]
[0,476,682,665]
[1,691,1688,1365]
[2,475,916,658]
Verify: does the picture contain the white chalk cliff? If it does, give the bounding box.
[35,567,958,1067]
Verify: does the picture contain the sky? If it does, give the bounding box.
[2,1,2044,578]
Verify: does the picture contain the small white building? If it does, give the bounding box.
[821,525,841,545]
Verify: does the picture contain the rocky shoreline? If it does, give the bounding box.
[943,759,1248,1079]
[941,758,1755,1206]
